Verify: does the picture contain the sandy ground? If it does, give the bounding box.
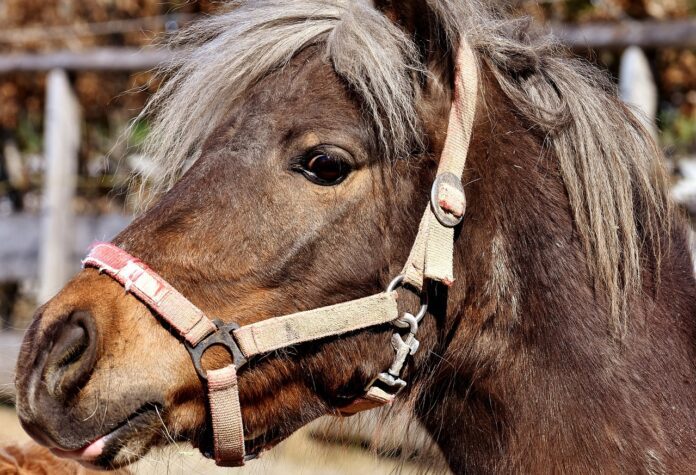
[0,405,28,445]
[0,405,443,474]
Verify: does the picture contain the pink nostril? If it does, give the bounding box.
[43,311,98,399]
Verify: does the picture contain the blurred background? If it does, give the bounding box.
[0,0,694,473]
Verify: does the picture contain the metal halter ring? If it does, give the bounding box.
[386,275,428,327]
[186,319,248,381]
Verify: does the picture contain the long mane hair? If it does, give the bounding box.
[136,0,670,330]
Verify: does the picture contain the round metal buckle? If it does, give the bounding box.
[186,319,248,380]
[430,171,465,227]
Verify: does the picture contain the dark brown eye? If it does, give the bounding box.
[300,153,350,186]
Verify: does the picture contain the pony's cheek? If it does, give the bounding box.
[166,398,208,437]
[238,376,327,436]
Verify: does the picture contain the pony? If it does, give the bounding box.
[14,0,696,472]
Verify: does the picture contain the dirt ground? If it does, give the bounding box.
[0,405,444,474]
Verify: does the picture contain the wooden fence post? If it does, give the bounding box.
[619,46,658,139]
[38,69,81,303]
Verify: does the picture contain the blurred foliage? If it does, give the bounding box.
[0,0,223,51]
[15,115,42,155]
[662,108,696,155]
[513,1,696,150]
[128,118,150,148]
[0,1,227,213]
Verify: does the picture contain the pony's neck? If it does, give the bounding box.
[410,68,696,473]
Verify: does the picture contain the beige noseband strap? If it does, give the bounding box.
[81,38,478,467]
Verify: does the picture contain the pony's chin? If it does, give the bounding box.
[244,432,286,459]
[50,405,164,470]
[243,410,331,460]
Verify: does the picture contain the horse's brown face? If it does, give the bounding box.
[14,49,436,468]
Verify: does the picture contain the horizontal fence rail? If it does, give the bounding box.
[0,47,174,73]
[550,19,696,49]
[0,20,694,73]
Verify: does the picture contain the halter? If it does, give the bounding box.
[82,40,478,467]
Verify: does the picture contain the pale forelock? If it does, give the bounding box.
[137,0,423,197]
